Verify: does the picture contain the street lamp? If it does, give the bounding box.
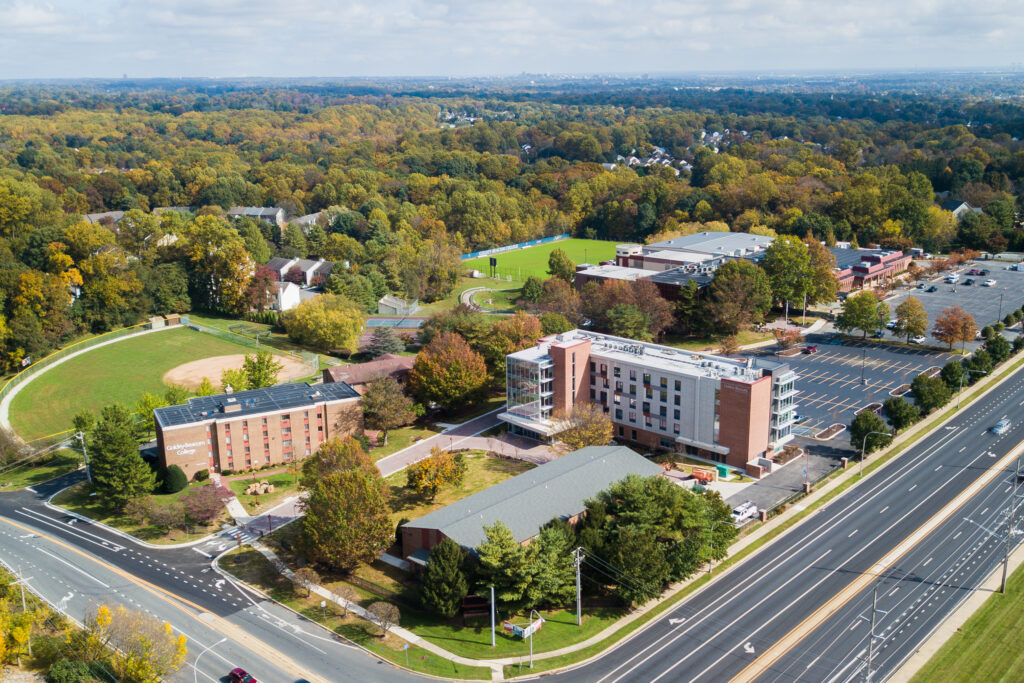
[860,344,869,386]
[75,431,91,483]
[860,430,891,477]
[957,369,988,409]
[706,519,729,574]
[320,599,327,622]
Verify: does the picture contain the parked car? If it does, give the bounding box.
[968,268,980,275]
[803,345,818,354]
[871,329,884,338]
[229,669,257,683]
[910,335,927,344]
[963,278,975,285]
[917,282,928,289]
[979,269,990,276]
[731,501,759,525]
[992,418,1011,436]
[826,335,843,345]
[885,320,898,330]
[926,285,938,292]
[983,279,997,287]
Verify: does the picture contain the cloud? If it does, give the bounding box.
[0,0,1021,78]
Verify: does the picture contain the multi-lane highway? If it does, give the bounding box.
[553,367,1024,683]
[0,473,418,683]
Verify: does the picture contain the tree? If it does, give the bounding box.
[362,375,417,445]
[300,438,392,570]
[607,304,651,340]
[551,402,613,453]
[282,294,365,353]
[849,411,891,455]
[163,465,188,493]
[475,521,535,611]
[521,276,545,303]
[421,538,469,618]
[911,374,952,414]
[134,391,169,435]
[547,248,576,284]
[406,447,467,500]
[536,278,581,323]
[244,265,277,312]
[530,520,577,608]
[882,397,920,434]
[409,332,488,409]
[964,348,994,377]
[932,306,977,351]
[939,360,965,391]
[985,333,1011,364]
[366,326,405,358]
[761,235,811,307]
[181,485,224,524]
[82,604,187,682]
[608,525,669,605]
[894,297,928,342]
[367,602,400,637]
[704,259,772,335]
[89,404,156,510]
[804,237,839,306]
[539,312,572,335]
[292,567,320,597]
[164,384,190,406]
[220,367,248,392]
[242,349,283,389]
[481,311,543,379]
[195,377,217,396]
[673,278,706,337]
[836,291,888,339]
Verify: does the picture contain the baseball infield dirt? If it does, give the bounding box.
[162,354,311,390]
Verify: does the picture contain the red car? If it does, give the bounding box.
[803,345,818,354]
[229,669,257,683]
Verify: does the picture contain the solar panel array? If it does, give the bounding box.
[154,381,358,428]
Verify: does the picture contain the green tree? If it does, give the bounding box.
[475,521,536,611]
[282,294,365,353]
[805,237,839,306]
[521,276,545,303]
[894,297,929,342]
[761,235,811,307]
[409,332,488,409]
[882,397,920,434]
[134,392,168,435]
[242,348,283,389]
[89,404,157,510]
[985,333,1011,364]
[547,248,576,284]
[939,360,965,392]
[420,538,469,618]
[539,312,572,335]
[530,520,577,608]
[608,526,668,605]
[220,367,248,392]
[911,374,952,414]
[163,465,188,493]
[362,375,417,445]
[705,259,772,335]
[836,291,888,339]
[673,279,705,337]
[964,348,994,377]
[366,326,405,358]
[195,377,217,396]
[849,411,891,455]
[606,304,651,341]
[240,222,271,264]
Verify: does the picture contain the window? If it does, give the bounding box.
[659,418,667,430]
[618,426,624,437]
[645,387,653,399]
[674,380,681,391]
[631,429,637,440]
[614,367,621,377]
[600,391,607,404]
[643,372,651,385]
[642,402,650,414]
[282,439,292,447]
[590,389,596,400]
[659,406,667,417]
[590,361,596,372]
[674,409,680,420]
[630,369,637,380]
[614,393,621,404]
[629,384,636,395]
[629,397,637,408]
[674,395,681,406]
[660,391,667,403]
[659,377,667,389]
[243,433,248,441]
[225,437,231,444]
[265,455,271,464]
[615,409,623,420]
[673,423,680,434]
[645,415,653,428]
[600,363,607,374]
[603,378,609,388]
[629,411,637,423]
[615,381,623,392]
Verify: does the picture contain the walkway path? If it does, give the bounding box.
[375,407,508,477]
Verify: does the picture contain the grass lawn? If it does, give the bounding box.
[385,450,535,525]
[368,425,440,461]
[663,329,775,352]
[462,238,618,281]
[221,546,491,680]
[52,480,228,544]
[225,471,301,514]
[910,560,1024,682]
[185,312,336,366]
[471,285,523,313]
[10,326,255,441]
[439,394,507,424]
[0,448,83,491]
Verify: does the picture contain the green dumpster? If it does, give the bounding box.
[715,464,730,479]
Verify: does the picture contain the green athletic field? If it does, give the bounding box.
[9,327,255,442]
[462,238,619,280]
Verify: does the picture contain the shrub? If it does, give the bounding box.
[994,322,1005,334]
[353,432,372,452]
[1015,336,1024,354]
[163,465,188,494]
[220,469,234,477]
[194,469,210,482]
[981,325,994,339]
[46,658,94,683]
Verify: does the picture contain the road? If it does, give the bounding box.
[0,474,419,683]
[552,365,1024,683]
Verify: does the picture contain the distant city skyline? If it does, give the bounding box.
[0,0,1020,79]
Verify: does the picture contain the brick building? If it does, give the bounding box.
[829,247,912,292]
[154,382,362,479]
[499,330,797,473]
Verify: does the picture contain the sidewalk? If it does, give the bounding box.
[375,407,507,477]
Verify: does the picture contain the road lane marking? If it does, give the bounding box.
[35,547,109,587]
[848,529,858,538]
[880,506,889,514]
[16,508,124,552]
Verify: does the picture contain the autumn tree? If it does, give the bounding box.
[894,297,928,342]
[409,332,488,409]
[552,402,613,453]
[480,311,543,378]
[245,265,278,312]
[804,237,839,307]
[406,447,467,500]
[362,374,417,445]
[547,248,576,284]
[836,291,888,339]
[292,567,321,597]
[536,278,582,323]
[932,306,977,351]
[367,602,400,637]
[242,348,283,389]
[181,485,224,524]
[282,293,365,353]
[81,604,187,682]
[300,437,392,570]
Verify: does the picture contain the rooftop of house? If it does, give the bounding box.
[576,265,659,281]
[509,330,790,383]
[227,206,283,219]
[84,210,125,224]
[828,246,906,271]
[647,231,773,256]
[403,446,664,549]
[642,249,718,263]
[154,381,359,429]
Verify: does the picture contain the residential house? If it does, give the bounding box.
[227,206,286,227]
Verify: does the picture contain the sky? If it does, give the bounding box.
[0,0,1021,79]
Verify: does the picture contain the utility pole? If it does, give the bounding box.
[1002,458,1021,594]
[572,547,585,626]
[863,585,887,683]
[490,585,496,647]
[76,431,91,483]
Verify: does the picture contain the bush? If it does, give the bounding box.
[353,432,372,452]
[1015,336,1024,354]
[1014,309,1023,322]
[994,322,1005,334]
[46,658,93,683]
[1005,313,1016,326]
[194,469,210,482]
[981,325,994,339]
[163,465,188,493]
[220,469,234,477]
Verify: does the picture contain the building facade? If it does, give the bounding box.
[500,330,797,472]
[154,382,362,479]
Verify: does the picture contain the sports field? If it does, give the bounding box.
[9,327,259,441]
[462,238,618,280]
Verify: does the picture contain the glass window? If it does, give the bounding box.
[642,402,650,413]
[615,408,623,420]
[645,387,653,399]
[630,369,637,380]
[659,377,667,388]
[674,409,680,420]
[614,367,621,377]
[629,411,637,422]
[673,423,680,434]
[674,380,681,391]
[630,384,636,395]
[674,395,681,406]
[643,372,651,385]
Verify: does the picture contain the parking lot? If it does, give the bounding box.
[747,338,959,438]
[885,261,1024,349]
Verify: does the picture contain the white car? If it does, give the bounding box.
[910,335,927,344]
[983,279,997,287]
[885,320,898,330]
[731,501,759,525]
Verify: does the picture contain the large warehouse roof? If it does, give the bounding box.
[403,446,664,550]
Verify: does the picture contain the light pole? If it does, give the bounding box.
[860,344,868,386]
[706,518,729,574]
[999,292,1004,322]
[1001,458,1021,594]
[572,547,585,626]
[490,585,496,647]
[320,599,327,622]
[194,636,227,683]
[862,585,888,683]
[528,609,542,669]
[957,369,988,409]
[75,431,91,483]
[860,430,891,477]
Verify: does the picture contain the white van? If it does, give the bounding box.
[731,501,759,525]
[945,273,960,283]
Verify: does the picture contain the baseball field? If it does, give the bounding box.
[462,238,618,280]
[8,327,302,442]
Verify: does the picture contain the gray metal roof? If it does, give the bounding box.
[154,381,358,429]
[404,446,664,550]
[648,231,773,255]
